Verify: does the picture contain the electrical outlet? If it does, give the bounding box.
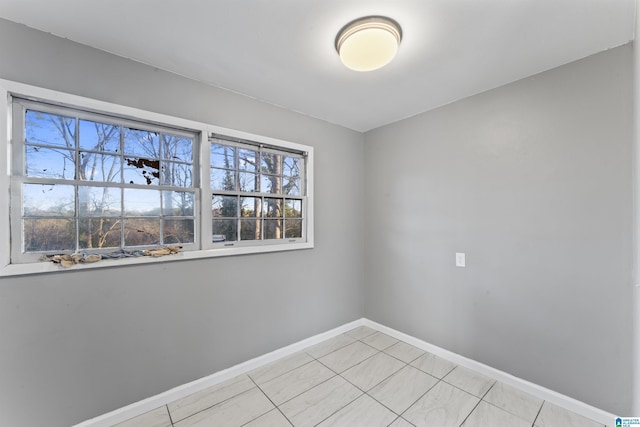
[456,252,466,267]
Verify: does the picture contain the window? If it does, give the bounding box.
[1,79,313,275]
[11,99,197,264]
[210,136,307,246]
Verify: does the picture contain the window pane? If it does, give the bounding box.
[163,191,194,216]
[123,218,160,246]
[238,148,258,171]
[124,128,159,158]
[283,156,301,177]
[162,134,192,162]
[123,156,160,185]
[78,186,121,217]
[285,219,303,238]
[261,174,282,194]
[26,146,75,179]
[161,161,193,187]
[23,184,74,216]
[264,219,283,240]
[211,167,236,191]
[163,219,194,244]
[124,189,160,216]
[24,218,75,252]
[261,152,282,174]
[211,143,236,169]
[264,198,282,218]
[283,175,301,196]
[212,195,237,218]
[213,219,237,242]
[79,120,120,152]
[241,197,261,217]
[25,110,75,148]
[79,152,121,182]
[285,199,302,218]
[79,218,121,249]
[240,219,260,240]
[239,172,258,192]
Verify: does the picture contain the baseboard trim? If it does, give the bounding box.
[363,319,617,425]
[73,318,365,427]
[75,317,616,426]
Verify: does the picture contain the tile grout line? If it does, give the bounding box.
[531,400,546,427]
[248,352,317,383]
[309,391,366,427]
[304,335,358,360]
[439,365,498,401]
[409,355,457,379]
[396,378,443,421]
[168,383,258,426]
[363,375,428,424]
[478,385,543,426]
[314,341,381,375]
[395,349,462,417]
[314,401,361,426]
[246,376,294,427]
[248,333,385,390]
[387,416,401,427]
[268,370,341,408]
[252,358,318,389]
[323,342,453,426]
[456,381,496,427]
[258,327,381,427]
[296,331,416,424]
[165,404,174,427]
[249,337,376,413]
[344,326,378,341]
[479,397,540,426]
[458,398,483,427]
[382,347,426,366]
[337,356,406,397]
[359,332,397,349]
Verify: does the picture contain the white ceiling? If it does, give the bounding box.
[0,0,636,132]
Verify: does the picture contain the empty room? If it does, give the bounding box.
[0,1,638,426]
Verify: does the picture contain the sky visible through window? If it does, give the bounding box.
[25,110,194,215]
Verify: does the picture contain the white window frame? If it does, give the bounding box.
[0,79,314,277]
[208,135,308,249]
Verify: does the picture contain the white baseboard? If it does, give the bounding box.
[363,319,618,426]
[75,317,616,426]
[73,318,365,427]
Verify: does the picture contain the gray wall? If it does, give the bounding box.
[0,19,365,427]
[364,44,633,415]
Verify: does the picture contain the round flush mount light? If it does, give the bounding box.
[335,16,402,72]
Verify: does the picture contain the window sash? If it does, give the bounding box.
[209,137,306,196]
[11,98,199,263]
[207,137,307,247]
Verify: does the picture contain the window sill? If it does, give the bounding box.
[0,242,314,277]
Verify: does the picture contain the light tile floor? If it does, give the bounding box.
[115,325,606,427]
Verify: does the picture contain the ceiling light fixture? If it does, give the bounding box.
[335,16,402,72]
